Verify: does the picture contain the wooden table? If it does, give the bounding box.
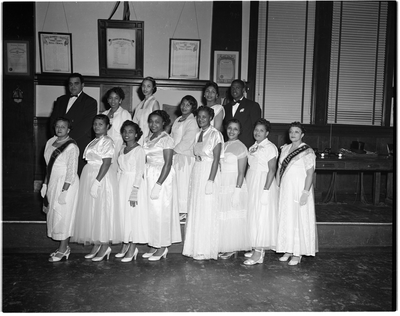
[315,155,393,205]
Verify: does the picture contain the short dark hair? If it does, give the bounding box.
[120,120,143,141]
[197,105,215,120]
[231,79,245,89]
[68,73,84,84]
[148,110,171,128]
[225,118,242,133]
[141,76,157,94]
[106,87,125,100]
[181,95,198,114]
[289,121,306,133]
[93,114,110,126]
[53,117,72,129]
[254,118,272,132]
[203,81,219,97]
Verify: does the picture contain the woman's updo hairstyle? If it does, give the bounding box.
[142,76,157,94]
[94,114,111,127]
[225,118,242,134]
[289,121,306,133]
[197,105,215,121]
[106,87,125,100]
[254,118,271,132]
[120,120,143,141]
[148,110,171,127]
[53,117,73,130]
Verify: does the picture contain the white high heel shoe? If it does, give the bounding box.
[279,253,292,262]
[121,248,138,263]
[243,249,264,266]
[142,249,157,258]
[148,248,168,261]
[92,247,111,262]
[244,250,254,258]
[288,256,302,266]
[84,245,101,259]
[115,244,130,258]
[48,246,71,262]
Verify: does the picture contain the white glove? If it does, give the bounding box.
[150,183,162,200]
[58,190,67,204]
[129,187,139,202]
[260,189,269,205]
[205,180,214,195]
[232,187,242,208]
[299,190,310,206]
[90,179,101,198]
[40,184,47,198]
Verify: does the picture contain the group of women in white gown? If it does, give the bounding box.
[41,78,317,266]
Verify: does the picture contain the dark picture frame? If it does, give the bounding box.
[38,32,73,74]
[4,40,30,76]
[98,19,144,78]
[169,39,200,79]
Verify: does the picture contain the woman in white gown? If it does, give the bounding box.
[245,119,279,265]
[183,106,224,260]
[170,95,199,220]
[142,110,181,261]
[41,117,79,262]
[218,119,251,259]
[132,77,160,145]
[115,120,147,262]
[71,114,121,261]
[203,81,225,131]
[276,122,318,265]
[102,87,132,175]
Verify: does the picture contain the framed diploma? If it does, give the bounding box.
[38,32,73,74]
[4,40,30,76]
[98,19,144,78]
[213,51,239,86]
[169,39,200,79]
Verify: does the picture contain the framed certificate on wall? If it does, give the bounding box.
[98,19,144,78]
[38,32,73,74]
[214,51,239,86]
[169,39,200,79]
[4,40,30,76]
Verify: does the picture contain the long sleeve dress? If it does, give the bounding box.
[183,126,224,260]
[44,136,79,241]
[102,106,132,175]
[276,143,318,257]
[71,135,122,245]
[132,95,158,146]
[170,113,199,214]
[218,139,251,253]
[246,138,279,250]
[117,145,148,243]
[143,131,182,248]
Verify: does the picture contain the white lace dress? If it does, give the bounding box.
[133,95,158,146]
[246,138,279,249]
[170,113,198,214]
[44,136,79,240]
[276,143,318,257]
[218,140,251,252]
[182,126,224,260]
[143,132,182,248]
[71,135,122,245]
[117,145,148,243]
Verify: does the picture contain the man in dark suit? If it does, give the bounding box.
[50,73,97,175]
[223,79,262,148]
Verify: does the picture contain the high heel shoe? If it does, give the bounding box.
[279,253,292,262]
[243,249,264,266]
[244,250,254,258]
[92,247,111,262]
[121,248,138,263]
[142,249,157,258]
[115,244,130,258]
[220,251,236,260]
[288,256,302,266]
[148,248,168,261]
[84,245,101,259]
[48,246,70,262]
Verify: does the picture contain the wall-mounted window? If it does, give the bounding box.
[255,1,315,124]
[328,1,388,126]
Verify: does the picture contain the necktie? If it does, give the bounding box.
[198,130,204,142]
